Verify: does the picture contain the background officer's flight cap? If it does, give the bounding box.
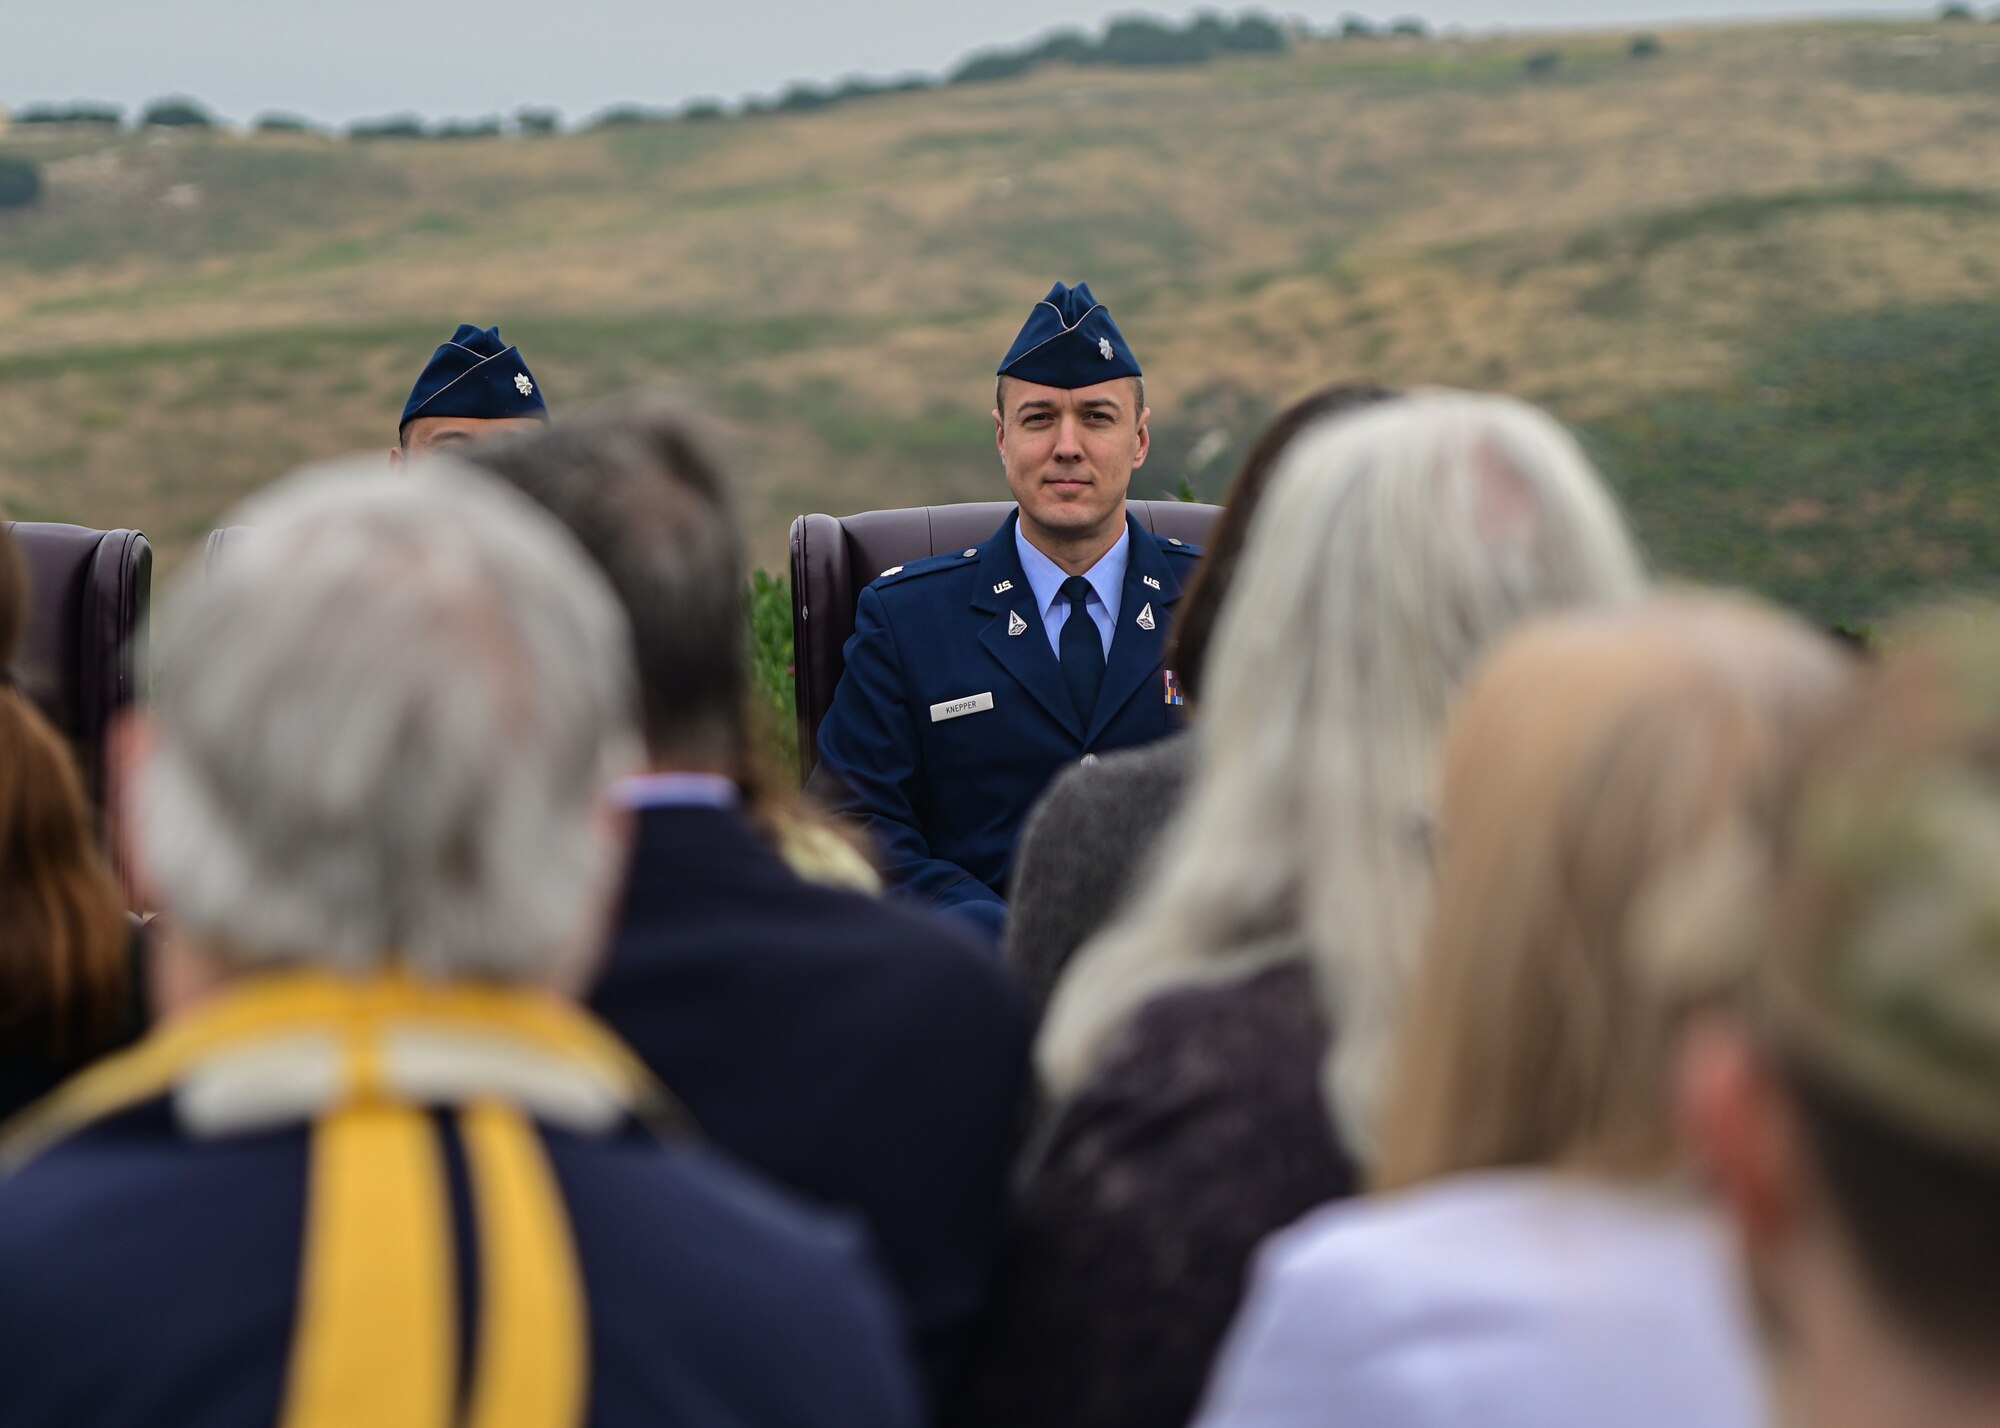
[400,323,550,432]
[997,281,1142,389]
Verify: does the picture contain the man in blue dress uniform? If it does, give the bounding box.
[811,281,1200,938]
[390,322,550,466]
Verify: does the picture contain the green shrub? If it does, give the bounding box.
[1630,33,1663,57]
[773,84,834,113]
[254,112,316,133]
[747,569,798,773]
[1524,49,1564,76]
[141,96,216,128]
[588,104,672,129]
[1221,14,1290,50]
[0,156,41,210]
[16,101,121,127]
[950,50,1040,84]
[1586,302,2000,626]
[950,10,1290,85]
[348,114,427,140]
[433,116,502,140]
[515,107,561,135]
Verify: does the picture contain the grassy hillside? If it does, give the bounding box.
[4,18,2000,626]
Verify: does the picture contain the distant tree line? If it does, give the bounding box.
[947,11,1288,84]
[22,2,1988,152]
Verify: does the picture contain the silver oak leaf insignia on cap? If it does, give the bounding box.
[1098,337,1114,360]
[515,372,534,395]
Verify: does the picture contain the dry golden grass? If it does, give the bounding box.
[3,18,1999,574]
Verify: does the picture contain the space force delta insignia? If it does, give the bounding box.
[1008,610,1029,637]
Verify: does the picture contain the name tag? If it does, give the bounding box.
[930,691,994,723]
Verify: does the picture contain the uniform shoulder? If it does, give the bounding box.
[1151,531,1205,560]
[865,548,975,592]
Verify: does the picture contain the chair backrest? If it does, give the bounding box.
[788,500,1220,781]
[3,522,152,892]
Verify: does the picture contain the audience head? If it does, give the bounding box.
[1170,382,1396,703]
[466,394,746,775]
[1040,391,1645,1141]
[131,459,639,993]
[1683,602,2000,1405]
[393,323,551,465]
[1374,595,1853,1193]
[0,523,131,1060]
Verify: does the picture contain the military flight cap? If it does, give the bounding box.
[997,280,1141,388]
[399,322,549,432]
[1757,602,2000,1167]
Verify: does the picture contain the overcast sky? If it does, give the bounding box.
[2,0,1919,126]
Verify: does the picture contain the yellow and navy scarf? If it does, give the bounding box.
[1,972,684,1428]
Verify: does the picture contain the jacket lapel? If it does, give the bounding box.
[973,512,1084,739]
[1084,519,1183,746]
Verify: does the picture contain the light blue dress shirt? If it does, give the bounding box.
[1014,523,1129,660]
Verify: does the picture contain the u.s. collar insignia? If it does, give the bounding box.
[1142,575,1161,590]
[1136,602,1156,631]
[515,372,534,395]
[993,579,1014,594]
[1007,610,1028,637]
[1098,337,1115,360]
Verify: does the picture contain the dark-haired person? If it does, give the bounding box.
[1681,602,2000,1428]
[809,281,1200,939]
[0,523,137,1123]
[1004,383,1395,1002]
[468,399,1035,1402]
[389,322,549,466]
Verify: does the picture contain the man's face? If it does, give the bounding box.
[994,377,1149,546]
[394,415,547,466]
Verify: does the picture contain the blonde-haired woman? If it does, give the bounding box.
[1194,595,1852,1428]
[951,393,1645,1428]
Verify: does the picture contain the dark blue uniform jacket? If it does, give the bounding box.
[0,1098,919,1428]
[811,510,1198,933]
[591,803,1036,1400]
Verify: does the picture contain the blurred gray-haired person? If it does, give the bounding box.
[0,458,920,1428]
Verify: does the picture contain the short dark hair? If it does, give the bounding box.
[1171,382,1397,700]
[467,397,745,766]
[1787,1055,2000,1372]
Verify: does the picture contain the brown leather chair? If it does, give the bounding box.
[788,500,1220,781]
[3,522,152,892]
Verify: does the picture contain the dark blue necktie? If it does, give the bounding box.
[1059,575,1105,721]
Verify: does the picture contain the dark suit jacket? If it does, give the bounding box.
[590,803,1038,1399]
[950,961,1356,1428]
[809,510,1199,934]
[0,1098,919,1428]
